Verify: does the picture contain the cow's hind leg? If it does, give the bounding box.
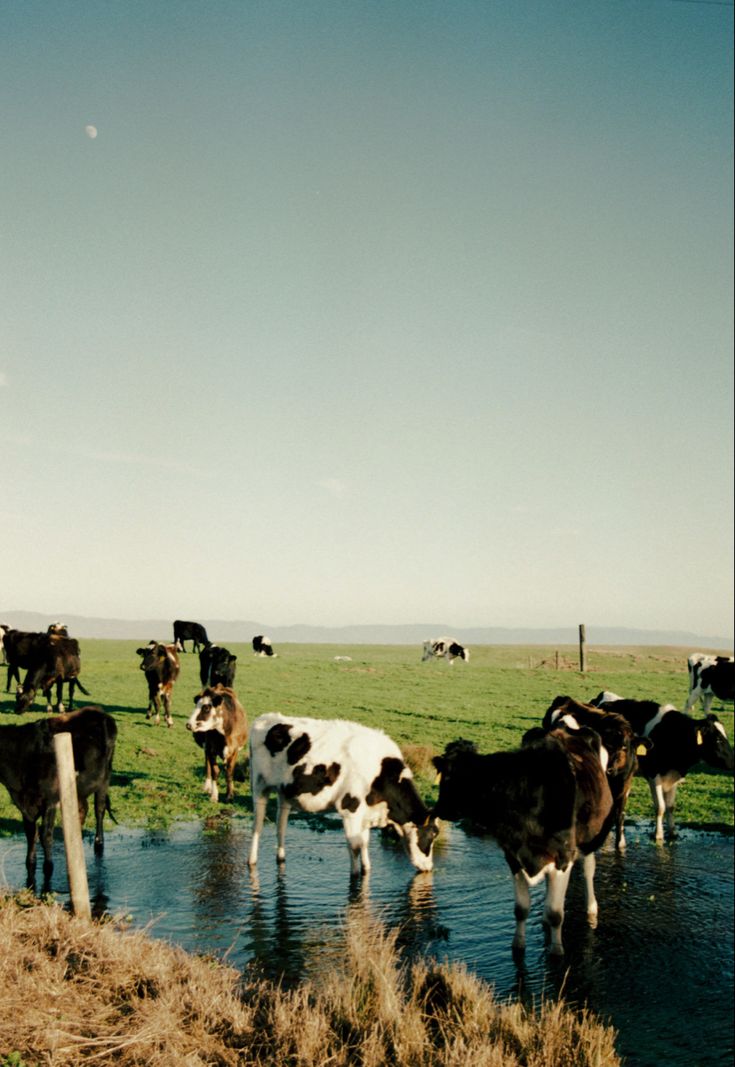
[512,869,531,955]
[22,817,39,885]
[39,807,57,884]
[649,778,666,842]
[92,790,107,854]
[248,788,268,866]
[581,852,599,925]
[544,863,573,956]
[276,795,291,863]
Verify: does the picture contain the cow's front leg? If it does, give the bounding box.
[23,817,39,886]
[581,852,599,925]
[663,782,680,837]
[276,795,291,863]
[512,869,531,954]
[343,815,371,875]
[224,753,237,802]
[649,778,666,842]
[205,750,220,803]
[543,862,573,956]
[248,790,267,866]
[162,687,173,728]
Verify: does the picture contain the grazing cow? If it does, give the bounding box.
[136,642,180,727]
[15,634,90,714]
[421,637,470,664]
[252,635,277,657]
[432,728,613,956]
[173,620,210,654]
[3,629,45,692]
[685,654,734,713]
[0,624,9,664]
[199,644,237,689]
[248,713,439,875]
[543,695,645,849]
[591,691,735,841]
[186,685,248,802]
[0,706,117,884]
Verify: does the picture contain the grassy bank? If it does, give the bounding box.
[0,640,733,833]
[0,891,621,1067]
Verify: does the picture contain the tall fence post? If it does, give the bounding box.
[579,624,587,673]
[53,732,91,920]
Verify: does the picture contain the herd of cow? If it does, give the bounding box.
[0,619,733,958]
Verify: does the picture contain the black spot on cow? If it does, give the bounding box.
[283,761,341,799]
[287,732,312,766]
[340,793,360,813]
[265,723,292,755]
[366,756,421,825]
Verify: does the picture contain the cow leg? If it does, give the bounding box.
[92,791,107,854]
[248,790,268,866]
[663,782,680,838]
[39,806,57,883]
[276,795,291,863]
[55,677,65,713]
[702,691,714,714]
[224,753,238,803]
[684,688,700,713]
[208,755,221,803]
[342,814,370,876]
[613,792,628,850]
[581,852,599,925]
[512,870,531,954]
[162,687,173,728]
[649,778,666,843]
[544,863,573,956]
[22,817,39,884]
[202,746,218,800]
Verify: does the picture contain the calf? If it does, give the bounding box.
[0,706,116,884]
[136,641,180,727]
[199,644,237,688]
[252,635,276,657]
[421,637,470,664]
[685,654,734,713]
[543,695,645,849]
[15,634,90,714]
[3,629,45,692]
[173,619,210,654]
[591,691,735,841]
[432,728,613,956]
[187,685,248,802]
[248,713,439,876]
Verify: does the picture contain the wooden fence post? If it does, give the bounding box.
[579,624,587,673]
[53,732,91,920]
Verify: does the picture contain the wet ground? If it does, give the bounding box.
[1,816,732,1067]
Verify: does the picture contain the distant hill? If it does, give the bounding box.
[0,610,731,651]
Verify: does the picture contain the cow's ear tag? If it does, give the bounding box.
[434,771,442,785]
[636,743,648,756]
[697,730,703,746]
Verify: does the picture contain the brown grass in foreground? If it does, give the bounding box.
[0,892,620,1067]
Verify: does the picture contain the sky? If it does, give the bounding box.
[1,0,733,638]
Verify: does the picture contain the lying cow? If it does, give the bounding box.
[432,728,613,956]
[421,637,469,664]
[173,619,210,654]
[591,691,735,841]
[199,644,237,688]
[248,713,438,875]
[0,706,117,884]
[252,635,276,657]
[15,633,90,714]
[685,654,734,713]
[187,685,248,803]
[136,641,180,727]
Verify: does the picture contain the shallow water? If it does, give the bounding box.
[1,816,733,1067]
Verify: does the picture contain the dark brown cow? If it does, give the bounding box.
[0,706,117,884]
[15,634,89,714]
[136,641,180,727]
[186,685,248,803]
[432,727,613,956]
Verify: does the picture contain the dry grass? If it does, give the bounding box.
[0,892,621,1067]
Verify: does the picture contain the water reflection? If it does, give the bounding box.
[0,817,732,1067]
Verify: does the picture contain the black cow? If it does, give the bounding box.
[685,654,735,713]
[173,620,210,654]
[199,644,237,688]
[591,691,735,841]
[3,629,44,692]
[252,635,276,657]
[136,642,180,727]
[187,685,248,803]
[0,706,117,884]
[15,634,90,714]
[432,728,613,956]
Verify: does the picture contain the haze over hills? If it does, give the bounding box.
[0,611,732,651]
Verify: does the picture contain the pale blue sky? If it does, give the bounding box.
[1,1,733,637]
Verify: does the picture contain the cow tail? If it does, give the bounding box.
[105,795,118,824]
[76,679,91,695]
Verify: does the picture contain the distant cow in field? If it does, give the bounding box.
[173,620,210,654]
[136,642,180,727]
[248,713,438,875]
[0,706,117,884]
[15,634,90,714]
[421,637,469,664]
[187,685,248,803]
[0,624,9,664]
[199,644,237,689]
[252,635,276,657]
[685,654,734,713]
[432,727,613,956]
[47,622,69,637]
[591,691,735,841]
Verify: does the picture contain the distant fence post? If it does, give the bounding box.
[53,732,91,920]
[579,624,587,673]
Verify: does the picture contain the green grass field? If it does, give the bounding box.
[0,641,733,835]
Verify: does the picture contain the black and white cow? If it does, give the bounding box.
[199,644,237,689]
[252,635,276,657]
[248,713,439,875]
[591,691,734,841]
[421,637,469,665]
[173,620,210,654]
[187,685,248,803]
[685,654,734,713]
[432,727,613,956]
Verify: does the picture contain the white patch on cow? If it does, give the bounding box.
[598,744,609,773]
[643,704,676,737]
[714,721,728,740]
[523,861,556,887]
[560,713,581,731]
[598,691,623,704]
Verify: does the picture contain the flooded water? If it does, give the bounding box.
[1,815,733,1067]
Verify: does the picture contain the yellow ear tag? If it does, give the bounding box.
[696,730,703,746]
[636,744,648,756]
[434,771,442,785]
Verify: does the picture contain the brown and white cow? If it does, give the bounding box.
[186,685,248,803]
[0,706,117,885]
[15,634,90,714]
[248,713,439,876]
[432,727,613,956]
[136,642,180,727]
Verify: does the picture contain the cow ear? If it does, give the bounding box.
[706,714,720,724]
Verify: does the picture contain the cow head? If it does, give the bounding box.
[136,642,162,672]
[187,687,228,736]
[394,815,439,872]
[15,684,35,714]
[432,738,477,822]
[697,715,735,771]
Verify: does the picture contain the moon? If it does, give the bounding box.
[84,125,98,139]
